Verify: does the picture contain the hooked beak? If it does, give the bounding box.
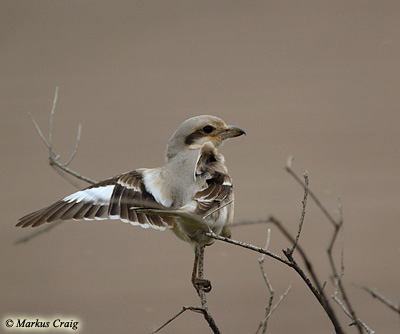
[220,125,246,139]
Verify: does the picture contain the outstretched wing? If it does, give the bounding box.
[16,170,174,230]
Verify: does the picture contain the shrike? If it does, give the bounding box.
[17,115,245,293]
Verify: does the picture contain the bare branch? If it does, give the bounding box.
[285,156,338,228]
[355,285,400,315]
[28,87,96,185]
[327,196,362,333]
[28,112,53,152]
[206,230,291,266]
[64,123,82,167]
[150,306,209,334]
[48,86,59,151]
[227,163,346,334]
[256,284,292,334]
[207,228,343,333]
[333,283,375,334]
[258,229,273,290]
[286,171,309,256]
[268,284,292,320]
[232,217,342,331]
[152,244,220,333]
[255,229,292,334]
[255,229,275,334]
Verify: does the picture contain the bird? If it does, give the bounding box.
[17,115,245,293]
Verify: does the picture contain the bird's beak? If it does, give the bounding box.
[220,125,246,139]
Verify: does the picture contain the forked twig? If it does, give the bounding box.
[205,231,291,266]
[286,170,309,256]
[255,284,292,334]
[286,157,360,334]
[65,123,82,167]
[17,88,96,245]
[286,156,337,227]
[28,87,96,185]
[326,198,362,334]
[228,161,345,334]
[150,306,212,334]
[208,226,343,333]
[255,229,292,334]
[333,280,375,334]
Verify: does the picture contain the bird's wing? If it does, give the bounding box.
[16,169,174,230]
[193,142,233,216]
[193,172,233,216]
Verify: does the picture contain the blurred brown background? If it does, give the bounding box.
[1,1,399,333]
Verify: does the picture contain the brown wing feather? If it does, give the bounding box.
[193,143,233,216]
[17,170,174,229]
[109,170,174,229]
[194,172,233,216]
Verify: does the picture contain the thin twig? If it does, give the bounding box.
[65,123,82,167]
[282,248,343,334]
[256,284,292,334]
[207,227,343,333]
[28,88,96,185]
[333,285,374,334]
[48,86,59,152]
[150,306,207,334]
[286,156,337,228]
[255,230,292,334]
[15,221,65,245]
[286,159,352,334]
[231,217,343,333]
[355,284,400,315]
[17,90,96,244]
[326,196,362,334]
[206,231,291,266]
[286,171,309,256]
[259,229,273,290]
[153,243,220,333]
[256,229,275,334]
[225,162,346,334]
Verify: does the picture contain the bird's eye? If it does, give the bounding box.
[202,125,214,134]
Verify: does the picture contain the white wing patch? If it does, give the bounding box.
[143,169,174,208]
[63,185,115,205]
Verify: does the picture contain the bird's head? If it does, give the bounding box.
[166,115,245,161]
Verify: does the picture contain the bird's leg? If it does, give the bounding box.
[191,245,212,294]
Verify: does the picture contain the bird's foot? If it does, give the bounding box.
[192,277,212,294]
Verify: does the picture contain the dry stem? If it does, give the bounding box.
[255,229,292,334]
[28,87,96,185]
[355,285,400,315]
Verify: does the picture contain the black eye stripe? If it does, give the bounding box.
[185,130,203,145]
[184,126,215,145]
[202,126,214,133]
